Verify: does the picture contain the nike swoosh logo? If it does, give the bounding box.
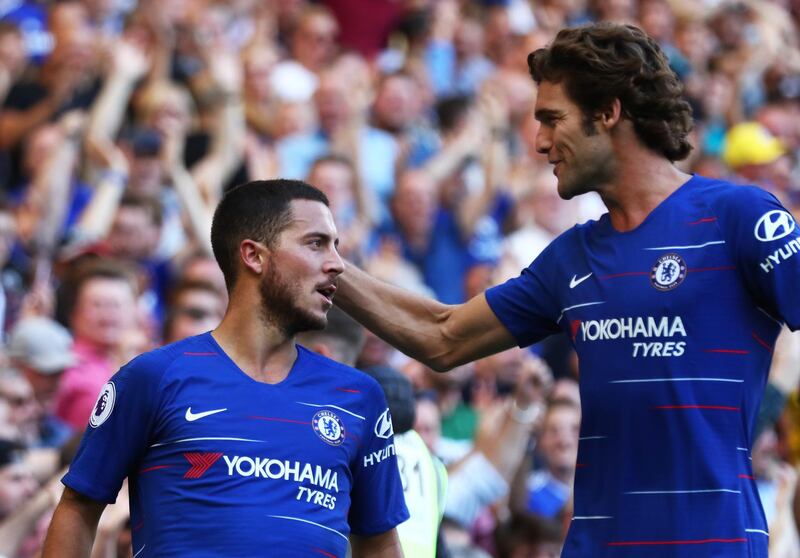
[569,272,593,289]
[185,407,228,422]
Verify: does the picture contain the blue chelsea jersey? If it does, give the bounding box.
[63,334,409,557]
[486,175,800,558]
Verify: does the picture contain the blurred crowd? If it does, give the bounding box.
[0,0,799,556]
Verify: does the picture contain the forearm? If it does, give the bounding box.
[421,138,471,185]
[336,262,514,369]
[86,76,136,145]
[213,97,246,181]
[478,402,538,482]
[35,140,80,253]
[350,159,378,229]
[444,452,508,527]
[335,261,454,369]
[171,164,213,254]
[509,449,534,516]
[458,134,507,237]
[73,171,127,244]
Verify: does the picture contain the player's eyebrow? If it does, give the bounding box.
[534,108,563,123]
[304,231,339,247]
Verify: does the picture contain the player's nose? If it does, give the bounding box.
[535,126,553,155]
[325,245,344,277]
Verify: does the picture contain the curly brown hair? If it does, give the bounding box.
[528,23,693,162]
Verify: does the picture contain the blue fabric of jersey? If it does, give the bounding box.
[63,333,409,557]
[486,175,800,557]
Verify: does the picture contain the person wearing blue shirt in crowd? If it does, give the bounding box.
[42,179,408,557]
[334,23,800,558]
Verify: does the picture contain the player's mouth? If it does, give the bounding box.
[316,283,337,305]
[550,160,562,176]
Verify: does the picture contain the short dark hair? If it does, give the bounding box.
[528,23,693,161]
[162,279,223,341]
[309,153,355,176]
[544,397,581,420]
[210,179,329,292]
[436,95,473,135]
[119,192,163,228]
[56,257,138,326]
[167,278,222,307]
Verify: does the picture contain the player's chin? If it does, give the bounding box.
[556,179,576,200]
[303,306,330,330]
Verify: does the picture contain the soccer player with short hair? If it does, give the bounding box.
[333,23,800,558]
[43,180,408,557]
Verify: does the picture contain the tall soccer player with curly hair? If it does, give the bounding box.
[333,23,799,558]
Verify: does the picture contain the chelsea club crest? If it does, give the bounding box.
[650,253,687,291]
[312,410,346,446]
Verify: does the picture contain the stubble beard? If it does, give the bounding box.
[558,117,616,200]
[558,148,616,200]
[258,259,327,337]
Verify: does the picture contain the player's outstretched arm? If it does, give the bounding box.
[350,528,403,557]
[335,261,516,371]
[42,487,106,558]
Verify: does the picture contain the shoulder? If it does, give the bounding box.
[297,346,384,397]
[689,176,795,243]
[690,175,780,213]
[117,334,208,384]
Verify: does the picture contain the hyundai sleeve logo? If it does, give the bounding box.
[754,210,796,242]
[374,408,393,439]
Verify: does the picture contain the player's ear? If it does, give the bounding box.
[240,239,266,275]
[600,98,622,130]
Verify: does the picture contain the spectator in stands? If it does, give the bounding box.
[0,0,99,153]
[0,370,41,447]
[723,122,793,198]
[277,68,398,221]
[511,399,580,525]
[7,317,76,447]
[270,5,340,103]
[162,279,225,344]
[372,71,439,168]
[0,439,37,520]
[54,261,137,430]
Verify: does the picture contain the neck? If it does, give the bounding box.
[212,286,298,384]
[599,142,691,232]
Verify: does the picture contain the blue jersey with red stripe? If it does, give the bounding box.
[486,175,800,557]
[62,334,409,557]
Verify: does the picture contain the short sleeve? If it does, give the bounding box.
[485,244,563,347]
[714,186,800,330]
[348,382,409,536]
[61,352,165,503]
